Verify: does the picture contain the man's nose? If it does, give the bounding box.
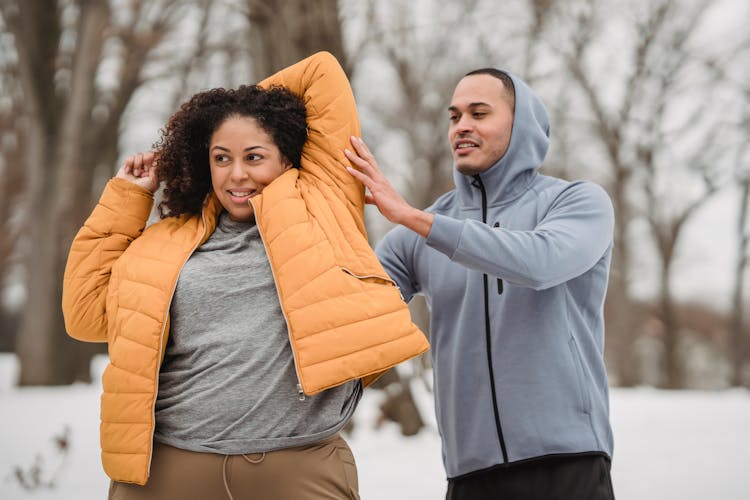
[454,115,474,134]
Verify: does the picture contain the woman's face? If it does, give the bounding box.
[209,116,291,222]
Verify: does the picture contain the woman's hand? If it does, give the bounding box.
[115,152,160,194]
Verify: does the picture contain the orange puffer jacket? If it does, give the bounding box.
[62,52,428,485]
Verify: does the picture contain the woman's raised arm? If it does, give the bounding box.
[62,177,154,342]
[259,52,364,219]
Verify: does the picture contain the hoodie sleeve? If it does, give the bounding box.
[258,51,365,231]
[376,225,421,303]
[62,178,154,342]
[425,181,614,290]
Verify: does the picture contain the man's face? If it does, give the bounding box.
[448,74,515,176]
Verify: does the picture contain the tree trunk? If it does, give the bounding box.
[659,242,682,389]
[605,168,640,387]
[605,276,640,387]
[10,0,110,385]
[730,177,750,386]
[15,119,85,384]
[246,0,348,78]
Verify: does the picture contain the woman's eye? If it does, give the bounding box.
[246,154,262,161]
[214,154,229,162]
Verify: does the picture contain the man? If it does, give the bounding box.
[345,68,615,499]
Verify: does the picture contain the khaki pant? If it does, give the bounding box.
[109,434,359,500]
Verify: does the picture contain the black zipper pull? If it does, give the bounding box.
[493,222,504,295]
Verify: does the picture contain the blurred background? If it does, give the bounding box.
[0,0,748,443]
[1,0,749,498]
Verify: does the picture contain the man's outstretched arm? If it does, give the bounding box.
[346,136,614,290]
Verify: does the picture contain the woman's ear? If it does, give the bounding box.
[283,158,293,170]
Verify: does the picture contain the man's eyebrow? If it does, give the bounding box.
[448,102,492,112]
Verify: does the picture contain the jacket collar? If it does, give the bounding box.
[200,167,300,239]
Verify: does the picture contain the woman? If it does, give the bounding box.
[62,52,428,500]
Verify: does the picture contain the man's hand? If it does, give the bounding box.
[115,152,160,194]
[345,136,434,238]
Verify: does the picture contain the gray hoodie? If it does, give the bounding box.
[376,72,614,479]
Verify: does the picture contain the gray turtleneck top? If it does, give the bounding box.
[154,211,360,454]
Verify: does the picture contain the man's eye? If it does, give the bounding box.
[473,112,486,118]
[449,115,459,122]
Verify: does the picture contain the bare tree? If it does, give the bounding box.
[560,0,738,388]
[0,0,200,385]
[710,29,750,387]
[559,0,645,386]
[522,0,557,79]
[637,0,727,388]
[729,69,750,386]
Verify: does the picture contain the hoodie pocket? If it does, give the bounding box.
[568,336,592,414]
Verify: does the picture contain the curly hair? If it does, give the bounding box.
[153,85,307,218]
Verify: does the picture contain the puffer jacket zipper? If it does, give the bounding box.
[473,175,508,463]
[250,198,306,401]
[148,209,208,477]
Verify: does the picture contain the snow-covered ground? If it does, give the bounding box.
[1,354,748,499]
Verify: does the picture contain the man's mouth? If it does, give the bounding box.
[454,139,479,154]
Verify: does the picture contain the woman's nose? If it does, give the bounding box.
[229,160,248,181]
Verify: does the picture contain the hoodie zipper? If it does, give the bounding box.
[494,222,504,295]
[250,198,305,401]
[147,209,208,477]
[473,175,509,464]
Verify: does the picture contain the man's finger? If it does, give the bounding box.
[350,136,379,163]
[353,137,374,157]
[346,166,377,192]
[350,136,367,155]
[346,165,368,183]
[344,148,374,173]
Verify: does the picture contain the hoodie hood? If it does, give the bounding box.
[454,71,550,209]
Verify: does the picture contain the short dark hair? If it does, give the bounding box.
[464,68,515,110]
[153,85,307,218]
